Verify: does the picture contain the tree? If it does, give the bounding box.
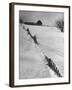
[36,20,42,25]
[19,19,24,24]
[56,19,64,32]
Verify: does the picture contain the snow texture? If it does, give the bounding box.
[19,24,64,79]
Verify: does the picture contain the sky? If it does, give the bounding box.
[19,11,64,26]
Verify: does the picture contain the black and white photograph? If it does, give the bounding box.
[19,11,64,79]
[9,3,70,87]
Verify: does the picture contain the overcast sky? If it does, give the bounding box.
[19,11,64,26]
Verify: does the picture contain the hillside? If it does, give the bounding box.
[19,24,64,79]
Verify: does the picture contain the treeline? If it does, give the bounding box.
[19,18,64,32]
[19,19,42,26]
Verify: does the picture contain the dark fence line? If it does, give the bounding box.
[44,55,62,77]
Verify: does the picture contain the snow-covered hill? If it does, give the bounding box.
[19,24,64,79]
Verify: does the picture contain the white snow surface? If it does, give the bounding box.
[19,24,64,79]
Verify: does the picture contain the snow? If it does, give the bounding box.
[19,24,64,79]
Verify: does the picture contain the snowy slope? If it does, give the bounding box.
[19,24,64,79]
